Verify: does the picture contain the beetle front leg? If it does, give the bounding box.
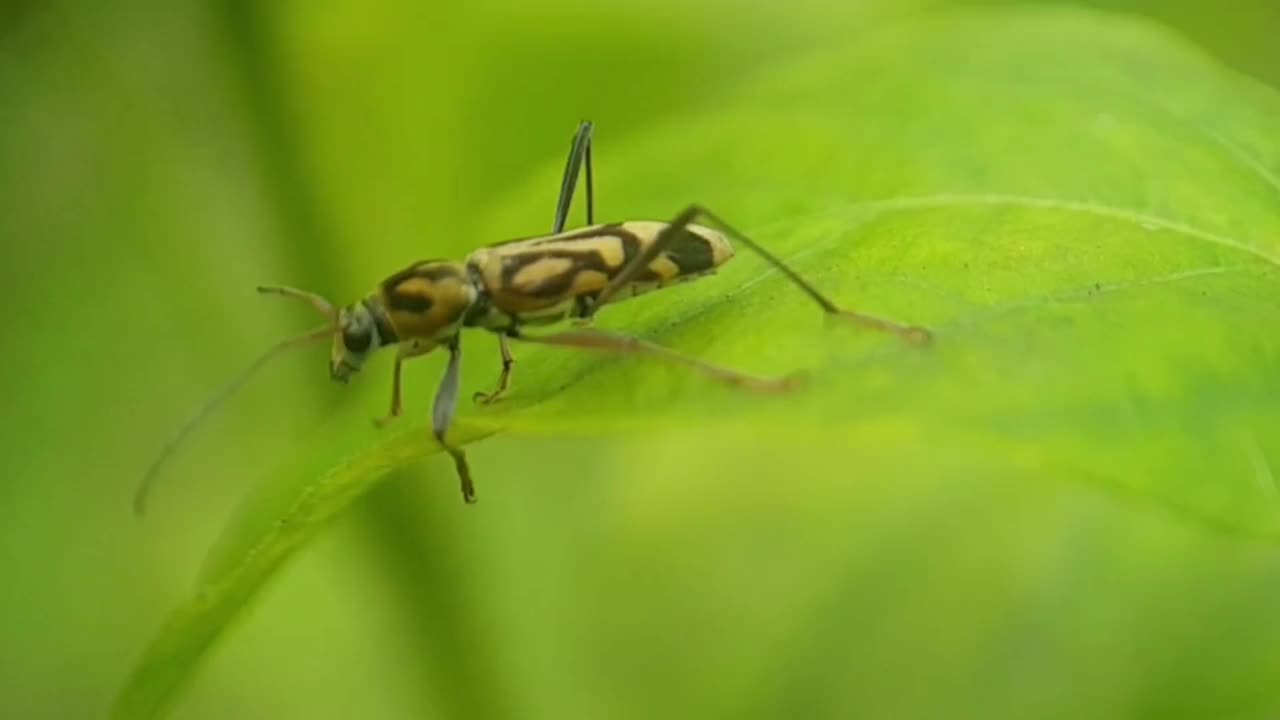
[373,354,406,428]
[373,341,435,428]
[432,337,476,503]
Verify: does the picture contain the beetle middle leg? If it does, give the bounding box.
[472,334,515,405]
[475,120,598,404]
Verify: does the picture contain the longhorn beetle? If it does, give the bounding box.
[135,121,931,514]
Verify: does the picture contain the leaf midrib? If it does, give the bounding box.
[772,192,1280,267]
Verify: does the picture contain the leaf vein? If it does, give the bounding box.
[848,193,1280,267]
[1205,130,1280,204]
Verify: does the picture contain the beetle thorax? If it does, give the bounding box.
[374,260,478,342]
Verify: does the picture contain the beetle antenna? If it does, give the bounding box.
[134,323,332,516]
[256,285,337,322]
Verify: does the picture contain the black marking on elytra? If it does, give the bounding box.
[486,222,626,248]
[663,229,716,274]
[614,226,643,269]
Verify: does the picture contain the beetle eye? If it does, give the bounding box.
[342,326,372,353]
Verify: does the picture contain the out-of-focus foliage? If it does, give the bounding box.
[3,1,1279,719]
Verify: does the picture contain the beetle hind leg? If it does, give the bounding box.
[509,327,807,394]
[587,204,931,345]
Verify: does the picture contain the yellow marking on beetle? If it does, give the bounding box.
[388,276,436,304]
[706,230,735,266]
[465,247,506,304]
[527,235,627,268]
[469,232,635,314]
[647,255,682,281]
[569,269,611,296]
[511,256,577,290]
[486,281,568,314]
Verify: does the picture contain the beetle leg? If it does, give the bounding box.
[589,204,931,346]
[472,334,515,405]
[552,120,595,233]
[373,340,436,428]
[431,337,476,503]
[509,326,804,393]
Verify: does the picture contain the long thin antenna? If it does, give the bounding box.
[256,285,336,319]
[134,323,332,516]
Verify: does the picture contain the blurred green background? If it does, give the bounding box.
[3,1,1279,718]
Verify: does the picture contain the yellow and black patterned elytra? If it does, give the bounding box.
[491,222,722,291]
[464,220,733,326]
[490,221,723,275]
[494,224,645,295]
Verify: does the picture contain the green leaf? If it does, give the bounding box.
[114,6,1280,718]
